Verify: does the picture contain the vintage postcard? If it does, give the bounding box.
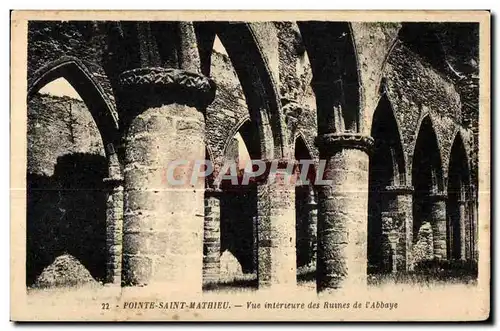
[10,10,490,321]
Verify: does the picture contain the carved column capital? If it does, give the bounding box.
[119,67,216,111]
[103,176,124,189]
[315,133,374,155]
[384,185,415,195]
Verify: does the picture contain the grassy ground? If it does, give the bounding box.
[27,261,478,296]
[202,262,477,292]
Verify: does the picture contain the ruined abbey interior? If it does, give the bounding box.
[26,21,479,292]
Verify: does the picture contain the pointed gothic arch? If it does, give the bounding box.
[294,133,317,272]
[412,115,444,240]
[195,22,287,160]
[26,58,117,286]
[28,57,119,156]
[446,132,471,260]
[368,94,407,272]
[297,22,362,134]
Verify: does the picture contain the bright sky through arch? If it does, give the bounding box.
[38,77,83,101]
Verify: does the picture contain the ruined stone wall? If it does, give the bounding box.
[27,93,107,286]
[205,51,258,277]
[383,41,478,264]
[28,94,105,176]
[25,22,480,288]
[351,22,401,133]
[274,22,317,159]
[459,77,479,192]
[205,51,249,164]
[384,42,464,179]
[205,40,318,162]
[28,22,117,117]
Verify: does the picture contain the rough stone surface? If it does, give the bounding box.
[317,146,370,291]
[28,22,117,119]
[257,167,297,288]
[27,93,108,287]
[412,222,435,264]
[430,196,448,260]
[203,191,221,283]
[105,176,123,285]
[351,22,401,134]
[122,102,205,290]
[28,93,105,176]
[33,254,98,288]
[384,43,464,179]
[27,21,480,293]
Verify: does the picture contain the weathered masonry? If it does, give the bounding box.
[27,21,479,292]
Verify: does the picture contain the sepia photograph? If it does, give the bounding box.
[9,10,491,322]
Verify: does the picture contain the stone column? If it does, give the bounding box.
[471,185,479,261]
[465,199,472,261]
[315,133,373,291]
[257,159,297,289]
[380,185,414,273]
[469,198,478,261]
[306,186,318,267]
[103,147,124,285]
[203,187,222,284]
[458,199,467,261]
[429,192,448,260]
[253,215,259,274]
[119,67,215,290]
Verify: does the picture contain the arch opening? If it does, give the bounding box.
[297,22,361,134]
[367,95,406,273]
[195,22,285,159]
[446,134,470,260]
[412,116,444,246]
[27,75,109,287]
[294,135,317,281]
[219,123,258,284]
[29,59,119,149]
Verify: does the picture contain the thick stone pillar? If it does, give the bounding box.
[429,192,448,260]
[315,133,373,291]
[380,185,414,273]
[306,186,318,267]
[257,159,296,289]
[458,199,467,261]
[203,187,222,284]
[119,67,215,290]
[104,147,124,285]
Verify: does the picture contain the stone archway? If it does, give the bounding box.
[446,133,471,261]
[412,115,446,262]
[222,121,259,273]
[195,22,287,160]
[26,59,122,287]
[368,94,410,274]
[297,22,361,134]
[28,57,119,150]
[294,134,317,281]
[195,23,299,289]
[298,21,372,291]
